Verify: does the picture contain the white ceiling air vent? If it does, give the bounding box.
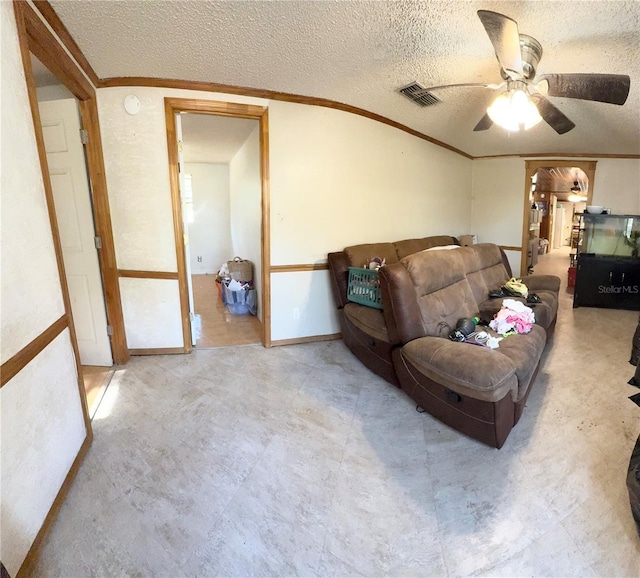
[399,83,441,107]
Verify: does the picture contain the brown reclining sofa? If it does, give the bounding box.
[328,236,461,386]
[379,244,560,447]
[329,240,559,447]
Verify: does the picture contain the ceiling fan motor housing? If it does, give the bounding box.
[500,34,543,81]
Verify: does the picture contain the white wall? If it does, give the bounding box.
[184,163,232,275]
[96,86,472,343]
[592,159,640,214]
[471,157,640,276]
[0,3,87,574]
[229,125,262,320]
[268,101,472,263]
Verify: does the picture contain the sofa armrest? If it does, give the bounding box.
[520,274,561,293]
[328,251,350,309]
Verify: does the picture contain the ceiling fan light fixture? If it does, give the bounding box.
[487,88,542,132]
[568,193,588,203]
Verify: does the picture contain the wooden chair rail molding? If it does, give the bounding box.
[0,315,68,388]
[118,270,179,280]
[270,263,329,273]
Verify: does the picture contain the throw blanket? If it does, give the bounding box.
[489,299,535,335]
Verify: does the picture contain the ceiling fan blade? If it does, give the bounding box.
[473,113,493,131]
[477,10,523,78]
[530,94,576,134]
[537,73,630,105]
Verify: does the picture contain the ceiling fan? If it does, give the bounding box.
[407,10,631,134]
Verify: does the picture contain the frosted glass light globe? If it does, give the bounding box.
[487,89,542,132]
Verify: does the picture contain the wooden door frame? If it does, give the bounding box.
[14,1,128,366]
[522,160,597,274]
[164,98,271,350]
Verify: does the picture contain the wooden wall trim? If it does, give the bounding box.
[164,100,194,354]
[475,153,640,160]
[31,1,100,87]
[102,77,474,160]
[499,245,522,252]
[271,263,329,273]
[18,1,92,100]
[118,270,179,280]
[129,347,185,356]
[260,109,272,347]
[1,315,68,388]
[80,100,129,365]
[15,434,92,578]
[271,333,341,347]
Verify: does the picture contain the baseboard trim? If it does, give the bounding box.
[16,433,92,578]
[271,333,341,347]
[129,347,186,355]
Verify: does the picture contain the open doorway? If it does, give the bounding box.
[179,113,262,348]
[31,54,114,415]
[165,98,271,351]
[522,161,596,278]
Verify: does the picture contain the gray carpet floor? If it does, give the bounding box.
[29,247,640,577]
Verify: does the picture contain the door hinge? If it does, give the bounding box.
[106,325,113,336]
[94,236,102,249]
[80,129,89,144]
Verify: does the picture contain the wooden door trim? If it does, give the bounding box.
[14,0,91,435]
[522,160,597,274]
[15,0,128,365]
[164,97,272,349]
[30,1,101,87]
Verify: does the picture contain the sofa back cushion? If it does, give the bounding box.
[394,235,459,260]
[455,244,509,305]
[344,242,399,269]
[399,249,478,338]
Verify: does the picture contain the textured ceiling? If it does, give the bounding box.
[180,113,257,164]
[48,0,640,157]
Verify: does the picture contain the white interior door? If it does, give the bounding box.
[39,98,113,366]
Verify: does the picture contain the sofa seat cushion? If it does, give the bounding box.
[344,303,390,343]
[401,337,519,403]
[492,325,546,400]
[477,291,558,330]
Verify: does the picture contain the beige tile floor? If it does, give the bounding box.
[28,246,640,577]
